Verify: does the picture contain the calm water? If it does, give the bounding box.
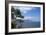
[16,20,40,28]
[22,21,40,28]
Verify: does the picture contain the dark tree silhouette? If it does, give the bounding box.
[14,9,24,28]
[11,7,16,28]
[11,6,24,28]
[14,9,21,17]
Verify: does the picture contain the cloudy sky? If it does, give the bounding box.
[13,6,40,22]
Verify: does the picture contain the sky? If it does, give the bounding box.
[13,6,40,22]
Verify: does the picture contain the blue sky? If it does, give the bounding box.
[14,6,40,22]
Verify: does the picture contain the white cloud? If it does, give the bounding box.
[16,17,23,19]
[16,16,32,20]
[22,11,27,14]
[16,16,40,22]
[20,8,32,14]
[19,7,33,11]
[23,8,32,10]
[14,6,34,14]
[24,16,32,20]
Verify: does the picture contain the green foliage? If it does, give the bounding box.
[11,21,16,28]
[11,7,15,12]
[14,9,21,17]
[11,7,24,28]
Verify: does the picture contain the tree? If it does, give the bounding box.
[14,9,21,17]
[11,7,24,28]
[11,7,16,28]
[11,7,15,12]
[14,9,24,28]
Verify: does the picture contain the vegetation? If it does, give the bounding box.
[11,7,24,28]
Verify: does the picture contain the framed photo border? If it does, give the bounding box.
[5,0,45,34]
